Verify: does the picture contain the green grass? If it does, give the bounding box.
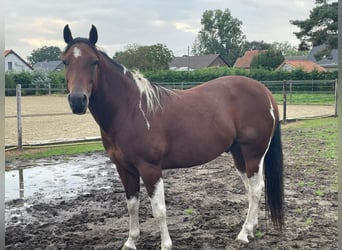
[6,141,104,161]
[283,117,337,160]
[273,93,335,105]
[184,208,194,216]
[315,190,324,197]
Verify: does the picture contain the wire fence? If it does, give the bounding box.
[5,79,338,148]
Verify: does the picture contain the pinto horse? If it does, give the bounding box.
[62,24,284,249]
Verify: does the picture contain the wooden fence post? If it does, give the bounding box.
[335,79,338,117]
[16,84,23,151]
[282,80,287,124]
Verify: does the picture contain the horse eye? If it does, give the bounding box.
[91,60,99,66]
[62,60,69,66]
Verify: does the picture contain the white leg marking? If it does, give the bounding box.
[237,167,264,243]
[236,169,249,192]
[124,197,140,250]
[237,95,276,243]
[151,179,172,250]
[72,47,82,58]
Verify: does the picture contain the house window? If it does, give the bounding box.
[8,62,13,71]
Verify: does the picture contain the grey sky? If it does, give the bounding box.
[5,0,316,60]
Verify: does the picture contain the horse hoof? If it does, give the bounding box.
[236,233,249,244]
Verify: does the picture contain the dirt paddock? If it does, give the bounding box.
[5,95,335,146]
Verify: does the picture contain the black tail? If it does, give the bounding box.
[264,121,284,230]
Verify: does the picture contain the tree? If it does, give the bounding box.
[114,43,174,71]
[270,42,307,57]
[250,50,284,70]
[27,46,62,66]
[192,9,246,67]
[243,40,272,51]
[290,0,338,59]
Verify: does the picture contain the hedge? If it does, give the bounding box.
[144,67,338,83]
[5,67,338,96]
[5,71,66,96]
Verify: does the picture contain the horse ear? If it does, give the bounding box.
[63,24,73,44]
[89,25,98,45]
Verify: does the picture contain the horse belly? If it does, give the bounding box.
[162,129,234,169]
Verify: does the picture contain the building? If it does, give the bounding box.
[5,49,33,72]
[276,59,327,72]
[169,54,228,71]
[233,50,265,69]
[307,44,338,71]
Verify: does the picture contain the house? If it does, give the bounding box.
[5,49,33,72]
[307,44,338,71]
[33,60,64,72]
[169,54,228,71]
[233,50,265,69]
[276,59,327,72]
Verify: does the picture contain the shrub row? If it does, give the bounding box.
[5,67,337,96]
[144,67,338,83]
[5,71,66,96]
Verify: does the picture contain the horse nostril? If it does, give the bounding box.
[82,94,87,105]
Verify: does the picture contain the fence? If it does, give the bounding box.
[5,79,338,148]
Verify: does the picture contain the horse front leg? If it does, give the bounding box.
[116,166,141,250]
[139,165,172,250]
[124,196,140,250]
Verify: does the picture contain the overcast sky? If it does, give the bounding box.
[5,0,317,61]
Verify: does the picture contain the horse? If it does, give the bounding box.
[62,24,284,249]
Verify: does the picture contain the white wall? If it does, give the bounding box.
[5,53,32,72]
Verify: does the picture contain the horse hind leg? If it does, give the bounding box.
[235,153,265,244]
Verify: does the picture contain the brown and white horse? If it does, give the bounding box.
[62,24,284,249]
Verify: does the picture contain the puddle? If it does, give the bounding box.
[5,153,118,202]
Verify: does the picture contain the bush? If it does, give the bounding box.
[5,70,67,96]
[145,67,337,83]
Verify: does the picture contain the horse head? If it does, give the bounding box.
[62,24,99,114]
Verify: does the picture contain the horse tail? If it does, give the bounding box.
[264,121,284,230]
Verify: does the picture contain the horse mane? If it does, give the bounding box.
[98,50,175,114]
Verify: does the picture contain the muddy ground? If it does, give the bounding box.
[5,122,338,249]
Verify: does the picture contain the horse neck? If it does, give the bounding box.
[88,57,140,131]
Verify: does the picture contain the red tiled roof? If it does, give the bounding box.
[233,50,264,68]
[277,59,327,72]
[4,49,12,57]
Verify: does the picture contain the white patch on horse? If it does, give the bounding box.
[133,71,161,114]
[151,179,172,249]
[122,65,127,76]
[124,196,140,249]
[268,95,275,123]
[72,47,82,58]
[139,98,151,130]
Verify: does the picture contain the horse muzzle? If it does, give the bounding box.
[68,92,89,114]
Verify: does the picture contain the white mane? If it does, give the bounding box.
[132,71,162,114]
